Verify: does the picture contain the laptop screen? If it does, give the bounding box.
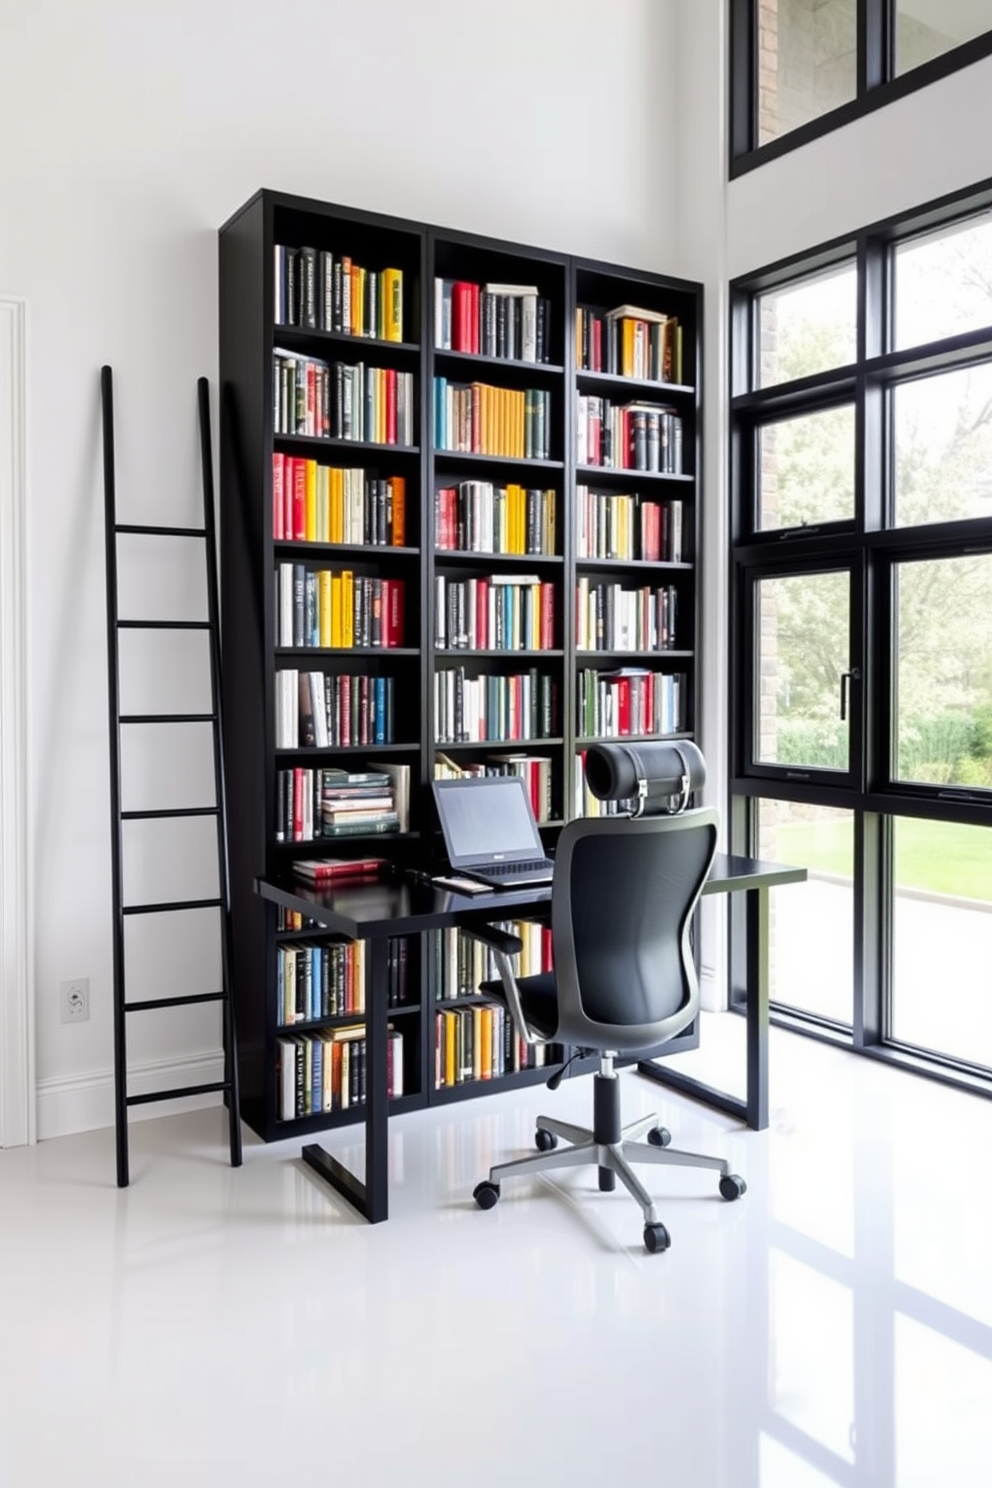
[433,777,545,866]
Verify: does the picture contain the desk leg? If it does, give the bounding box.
[745,886,769,1132]
[636,886,770,1132]
[302,934,389,1223]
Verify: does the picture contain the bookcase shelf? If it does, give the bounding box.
[220,188,701,1144]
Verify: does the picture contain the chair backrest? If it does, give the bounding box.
[548,808,718,1053]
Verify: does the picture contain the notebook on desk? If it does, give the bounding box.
[431,776,555,888]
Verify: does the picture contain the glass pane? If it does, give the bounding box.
[757,0,857,146]
[894,214,992,350]
[891,817,992,1068]
[758,405,855,530]
[893,366,992,527]
[758,800,853,1023]
[755,571,850,770]
[757,264,857,387]
[896,2,992,76]
[894,555,992,786]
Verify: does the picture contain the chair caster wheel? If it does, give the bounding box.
[644,1222,671,1253]
[719,1174,747,1201]
[473,1181,500,1210]
[535,1128,558,1152]
[647,1125,672,1148]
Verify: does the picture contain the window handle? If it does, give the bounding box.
[839,667,861,721]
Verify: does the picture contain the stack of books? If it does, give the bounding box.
[434,668,558,745]
[433,378,550,459]
[434,481,556,555]
[272,456,406,546]
[275,764,408,843]
[576,486,683,563]
[276,564,406,649]
[576,668,685,738]
[275,670,397,749]
[434,573,555,651]
[576,397,683,473]
[276,1025,405,1120]
[274,246,404,341]
[435,279,552,363]
[575,577,679,651]
[273,353,415,445]
[575,303,682,383]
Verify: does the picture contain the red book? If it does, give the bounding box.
[389,579,405,646]
[541,926,553,970]
[292,857,387,882]
[469,284,480,354]
[476,578,488,650]
[385,368,397,445]
[592,317,602,373]
[540,582,555,651]
[272,452,285,540]
[291,457,307,541]
[453,282,474,353]
[617,678,631,736]
[340,676,351,744]
[292,768,304,842]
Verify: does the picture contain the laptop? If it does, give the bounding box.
[432,776,555,888]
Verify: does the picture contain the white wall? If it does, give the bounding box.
[0,0,682,1138]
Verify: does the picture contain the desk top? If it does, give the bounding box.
[256,852,806,940]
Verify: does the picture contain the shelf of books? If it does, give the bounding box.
[219,192,699,1142]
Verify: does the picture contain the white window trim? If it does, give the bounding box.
[0,297,34,1147]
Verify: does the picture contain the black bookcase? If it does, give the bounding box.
[219,189,702,1141]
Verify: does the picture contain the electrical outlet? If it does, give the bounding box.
[60,978,90,1024]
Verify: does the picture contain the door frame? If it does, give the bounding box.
[0,296,34,1147]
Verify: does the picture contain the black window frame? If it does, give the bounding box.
[730,0,992,179]
[730,174,992,1098]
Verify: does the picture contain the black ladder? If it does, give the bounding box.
[101,366,242,1187]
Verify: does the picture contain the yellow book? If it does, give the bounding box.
[342,569,354,648]
[444,1010,457,1088]
[330,573,343,648]
[318,569,332,647]
[383,268,403,342]
[354,266,365,337]
[329,466,344,544]
[355,939,365,1014]
[472,1005,483,1081]
[315,463,329,543]
[481,1005,493,1080]
[622,319,636,379]
[304,459,317,542]
[516,389,525,459]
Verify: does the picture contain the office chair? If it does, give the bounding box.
[468,741,746,1253]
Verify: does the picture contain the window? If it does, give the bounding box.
[731,177,992,1094]
[732,1,992,174]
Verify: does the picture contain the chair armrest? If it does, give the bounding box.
[459,920,541,1046]
[459,920,523,957]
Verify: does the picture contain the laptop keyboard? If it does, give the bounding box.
[485,859,552,878]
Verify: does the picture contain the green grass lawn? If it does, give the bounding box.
[772,816,992,902]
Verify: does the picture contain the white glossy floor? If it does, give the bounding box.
[2,1023,991,1488]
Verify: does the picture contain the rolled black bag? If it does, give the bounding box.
[584,739,706,816]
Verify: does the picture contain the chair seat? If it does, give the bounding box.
[480,971,559,1039]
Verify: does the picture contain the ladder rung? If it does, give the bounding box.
[126,1080,230,1108]
[123,898,223,916]
[119,713,217,725]
[121,807,218,820]
[117,620,211,630]
[115,523,207,538]
[125,992,225,1012]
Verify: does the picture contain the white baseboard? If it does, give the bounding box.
[36,1049,225,1141]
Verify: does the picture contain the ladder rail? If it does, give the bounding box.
[197,375,243,1168]
[99,366,242,1186]
[101,366,131,1188]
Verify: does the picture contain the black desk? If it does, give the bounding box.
[257,852,805,1224]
